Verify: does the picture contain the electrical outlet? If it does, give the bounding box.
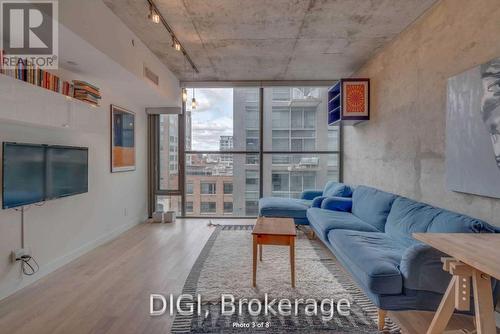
[11,248,31,262]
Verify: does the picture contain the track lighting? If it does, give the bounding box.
[173,39,181,51]
[182,88,188,103]
[146,0,198,73]
[148,6,160,24]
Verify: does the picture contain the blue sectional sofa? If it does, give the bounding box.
[258,181,353,224]
[307,185,500,317]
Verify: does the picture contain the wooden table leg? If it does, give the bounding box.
[426,276,457,334]
[259,244,262,261]
[253,235,257,287]
[290,236,295,288]
[472,270,496,334]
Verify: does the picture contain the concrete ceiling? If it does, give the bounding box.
[103,0,437,81]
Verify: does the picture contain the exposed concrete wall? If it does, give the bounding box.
[343,0,500,225]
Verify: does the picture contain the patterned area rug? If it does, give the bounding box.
[171,225,400,333]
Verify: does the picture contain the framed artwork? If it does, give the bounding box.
[342,79,369,118]
[111,104,135,172]
[446,56,500,198]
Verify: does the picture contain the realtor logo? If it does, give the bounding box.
[1,0,58,68]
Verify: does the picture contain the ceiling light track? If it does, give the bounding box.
[146,0,199,74]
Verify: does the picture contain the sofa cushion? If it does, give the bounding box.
[307,208,379,241]
[385,197,499,247]
[429,209,498,233]
[351,186,397,231]
[385,197,442,247]
[258,197,312,220]
[321,197,352,212]
[328,230,405,295]
[323,181,354,198]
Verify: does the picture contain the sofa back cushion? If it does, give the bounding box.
[429,209,498,233]
[386,197,498,247]
[385,197,441,246]
[323,181,353,198]
[351,186,397,231]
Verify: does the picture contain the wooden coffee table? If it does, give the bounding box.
[252,217,297,288]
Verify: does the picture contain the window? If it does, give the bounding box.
[156,196,182,215]
[272,108,289,128]
[186,201,193,213]
[158,115,179,191]
[201,182,216,194]
[246,155,258,165]
[272,87,291,101]
[186,182,194,194]
[245,200,259,216]
[246,171,258,191]
[223,182,233,194]
[166,86,340,218]
[245,107,259,129]
[223,202,233,214]
[201,202,216,213]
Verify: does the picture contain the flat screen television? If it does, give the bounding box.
[2,142,88,209]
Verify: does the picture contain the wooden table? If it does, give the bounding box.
[414,233,500,334]
[252,217,296,288]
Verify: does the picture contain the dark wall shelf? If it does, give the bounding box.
[328,78,370,126]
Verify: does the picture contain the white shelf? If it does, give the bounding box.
[0,73,102,132]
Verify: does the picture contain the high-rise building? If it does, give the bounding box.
[233,87,339,216]
[219,135,233,165]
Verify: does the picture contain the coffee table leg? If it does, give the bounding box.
[253,235,257,287]
[259,244,262,261]
[290,236,295,288]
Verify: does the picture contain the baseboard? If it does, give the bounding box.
[0,217,144,302]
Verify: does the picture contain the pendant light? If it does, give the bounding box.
[191,67,197,109]
[191,88,197,109]
[182,88,188,103]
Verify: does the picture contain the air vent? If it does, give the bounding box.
[144,65,159,86]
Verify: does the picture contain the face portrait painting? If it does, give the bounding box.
[480,58,500,168]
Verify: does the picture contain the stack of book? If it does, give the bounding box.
[72,80,101,106]
[1,49,103,106]
[0,51,61,92]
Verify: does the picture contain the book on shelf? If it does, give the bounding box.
[72,80,101,97]
[0,50,101,105]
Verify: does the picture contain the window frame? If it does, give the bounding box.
[150,83,342,218]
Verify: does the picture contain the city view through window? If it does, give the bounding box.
[158,86,340,217]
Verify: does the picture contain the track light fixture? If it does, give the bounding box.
[148,5,160,24]
[173,38,181,51]
[146,0,198,74]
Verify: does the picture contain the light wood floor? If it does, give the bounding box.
[0,219,487,334]
[0,219,250,334]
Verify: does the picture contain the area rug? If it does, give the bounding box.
[171,225,400,333]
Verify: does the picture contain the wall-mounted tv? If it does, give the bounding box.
[2,142,88,209]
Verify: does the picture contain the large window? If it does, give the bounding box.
[154,85,340,217]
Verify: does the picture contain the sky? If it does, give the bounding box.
[187,88,233,151]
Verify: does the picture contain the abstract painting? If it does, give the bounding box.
[111,104,135,172]
[446,56,500,198]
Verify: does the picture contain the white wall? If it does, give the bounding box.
[0,1,179,300]
[60,0,180,105]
